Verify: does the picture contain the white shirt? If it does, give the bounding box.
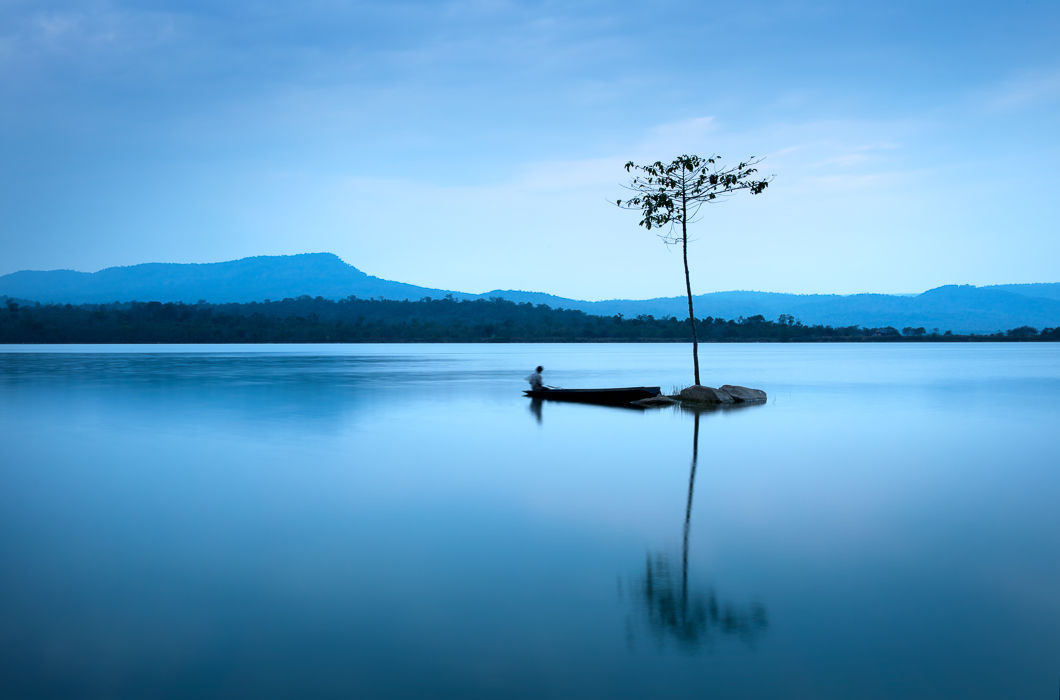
[527,370,543,390]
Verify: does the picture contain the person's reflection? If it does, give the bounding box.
[625,409,768,649]
[529,398,543,425]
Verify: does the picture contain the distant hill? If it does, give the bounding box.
[2,253,1058,334]
[497,285,1060,335]
[0,253,475,305]
[984,283,1060,302]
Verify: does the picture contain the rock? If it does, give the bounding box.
[719,385,767,403]
[679,385,735,404]
[631,396,679,407]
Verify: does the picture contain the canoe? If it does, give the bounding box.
[523,386,661,406]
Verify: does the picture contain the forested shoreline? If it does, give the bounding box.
[1,296,1057,343]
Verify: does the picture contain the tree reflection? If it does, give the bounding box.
[625,410,768,649]
[635,554,768,648]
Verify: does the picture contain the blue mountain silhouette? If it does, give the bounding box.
[2,253,1058,334]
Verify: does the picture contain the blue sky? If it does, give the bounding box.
[2,0,1058,298]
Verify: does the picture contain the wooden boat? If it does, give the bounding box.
[523,386,661,406]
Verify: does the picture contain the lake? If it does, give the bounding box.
[1,343,1057,699]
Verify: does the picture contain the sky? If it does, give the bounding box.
[2,0,1058,299]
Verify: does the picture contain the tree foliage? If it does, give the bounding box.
[617,155,770,241]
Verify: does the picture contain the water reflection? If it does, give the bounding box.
[3,345,1057,697]
[529,397,543,424]
[625,411,768,649]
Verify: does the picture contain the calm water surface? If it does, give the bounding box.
[1,343,1057,699]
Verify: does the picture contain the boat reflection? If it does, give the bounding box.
[526,395,649,425]
[623,411,768,649]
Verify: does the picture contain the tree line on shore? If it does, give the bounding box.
[2,296,1057,343]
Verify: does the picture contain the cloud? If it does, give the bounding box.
[14,5,177,52]
[334,114,924,215]
[315,112,935,294]
[808,143,902,169]
[641,116,717,155]
[982,67,1060,111]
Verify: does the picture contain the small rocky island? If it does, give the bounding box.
[633,384,767,408]
[680,384,767,404]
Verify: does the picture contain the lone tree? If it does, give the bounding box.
[618,155,770,386]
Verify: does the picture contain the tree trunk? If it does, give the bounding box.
[681,193,701,385]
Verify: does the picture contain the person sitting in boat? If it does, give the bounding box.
[527,366,545,391]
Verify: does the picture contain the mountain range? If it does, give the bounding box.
[2,253,1058,334]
